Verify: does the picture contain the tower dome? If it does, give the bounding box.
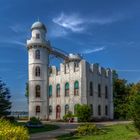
[31,21,47,32]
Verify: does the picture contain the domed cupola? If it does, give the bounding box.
[31,21,47,32]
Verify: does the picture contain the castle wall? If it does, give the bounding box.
[48,60,113,120]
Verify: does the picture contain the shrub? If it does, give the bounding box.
[76,104,92,122]
[28,117,42,125]
[76,124,100,136]
[0,119,29,140]
[2,116,16,123]
[63,111,74,122]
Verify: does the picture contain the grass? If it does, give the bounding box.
[57,124,140,140]
[16,122,59,134]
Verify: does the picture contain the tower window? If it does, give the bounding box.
[98,105,101,116]
[65,82,69,96]
[98,84,101,97]
[49,85,52,97]
[35,85,40,97]
[35,66,40,77]
[74,81,79,96]
[36,33,40,39]
[105,86,108,98]
[90,82,93,96]
[65,104,69,114]
[56,84,60,97]
[35,50,40,59]
[36,106,40,114]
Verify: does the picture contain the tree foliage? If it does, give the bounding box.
[76,104,92,122]
[130,92,140,134]
[0,80,11,117]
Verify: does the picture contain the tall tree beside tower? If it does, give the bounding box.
[0,80,11,117]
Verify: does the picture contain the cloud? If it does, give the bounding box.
[82,47,105,54]
[53,13,85,33]
[52,12,123,36]
[49,25,68,38]
[9,24,27,33]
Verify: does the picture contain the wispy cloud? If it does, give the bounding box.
[82,47,105,54]
[53,13,85,33]
[52,12,123,36]
[49,25,68,38]
[9,24,27,33]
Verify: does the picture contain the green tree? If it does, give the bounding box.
[0,80,11,117]
[76,104,92,122]
[131,92,140,134]
[113,70,130,119]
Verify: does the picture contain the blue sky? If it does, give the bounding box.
[0,0,140,111]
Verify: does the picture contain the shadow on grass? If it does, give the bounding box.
[15,122,60,134]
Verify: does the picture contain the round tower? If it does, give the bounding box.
[27,21,50,120]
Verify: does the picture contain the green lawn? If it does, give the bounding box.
[57,124,140,140]
[16,122,59,134]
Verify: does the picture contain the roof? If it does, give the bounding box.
[31,21,47,31]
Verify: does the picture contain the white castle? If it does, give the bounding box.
[27,21,114,120]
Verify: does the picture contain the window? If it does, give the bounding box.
[35,66,40,77]
[90,104,93,115]
[105,105,108,115]
[98,105,101,116]
[35,85,40,97]
[35,50,40,59]
[49,85,52,97]
[49,105,52,115]
[65,104,69,114]
[36,106,40,114]
[105,86,108,98]
[98,84,101,97]
[36,33,40,39]
[56,84,60,97]
[74,81,79,96]
[90,82,93,96]
[65,82,69,96]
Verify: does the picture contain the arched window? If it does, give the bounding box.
[98,84,101,97]
[98,105,101,116]
[49,105,52,115]
[105,86,108,98]
[36,106,40,114]
[74,81,79,96]
[65,82,69,96]
[35,66,40,77]
[90,104,93,115]
[35,50,40,59]
[56,84,60,97]
[56,105,61,119]
[90,82,93,96]
[49,85,52,97]
[65,104,69,114]
[35,85,40,97]
[105,105,108,115]
[36,34,40,39]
